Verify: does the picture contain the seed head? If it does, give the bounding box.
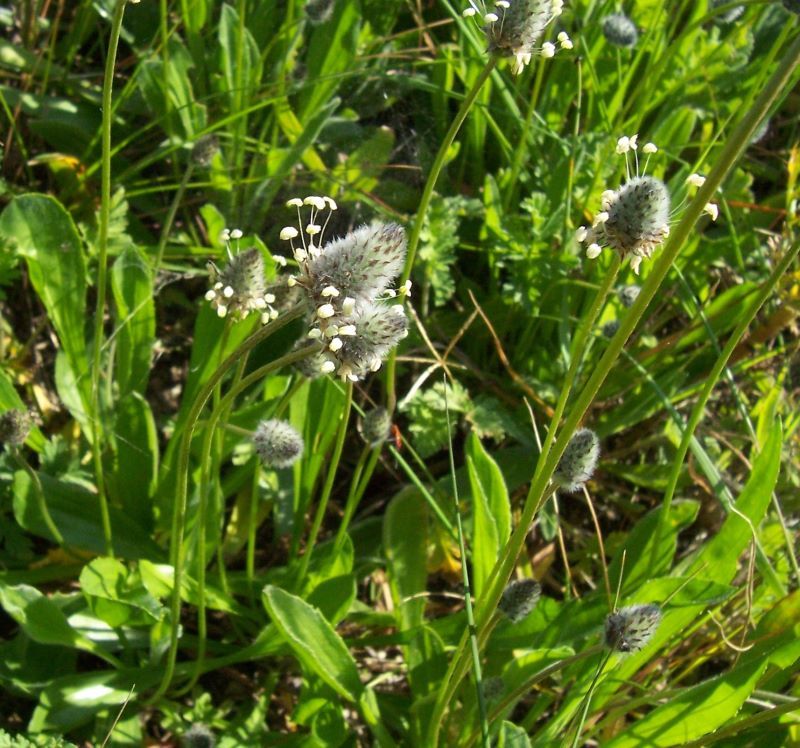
[306,223,407,306]
[553,428,599,493]
[191,135,219,167]
[499,578,541,623]
[253,419,304,469]
[0,409,32,447]
[601,319,620,338]
[711,0,744,23]
[602,13,638,48]
[206,248,276,321]
[481,676,505,702]
[359,407,393,447]
[181,724,216,748]
[483,0,565,74]
[604,604,662,653]
[618,284,641,308]
[327,302,409,381]
[581,176,670,274]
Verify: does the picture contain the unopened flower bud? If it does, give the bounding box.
[253,420,304,469]
[602,13,638,48]
[359,407,393,448]
[181,723,216,748]
[553,428,599,493]
[499,578,542,623]
[604,604,662,653]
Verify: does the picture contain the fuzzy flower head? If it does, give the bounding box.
[602,13,638,48]
[279,197,411,380]
[499,578,542,623]
[710,0,744,24]
[205,234,279,323]
[604,604,662,653]
[181,724,216,748]
[618,284,641,308]
[576,136,670,274]
[0,409,32,447]
[553,428,599,493]
[253,419,304,469]
[463,0,569,74]
[359,406,393,448]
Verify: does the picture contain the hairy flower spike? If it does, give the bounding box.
[329,302,409,381]
[553,428,599,493]
[181,723,216,748]
[206,248,279,321]
[711,0,744,23]
[359,407,393,448]
[0,409,32,447]
[499,579,541,622]
[580,176,670,274]
[602,13,638,48]
[605,604,662,653]
[478,0,565,74]
[618,284,641,308]
[254,420,304,469]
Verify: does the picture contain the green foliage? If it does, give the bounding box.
[0,0,798,745]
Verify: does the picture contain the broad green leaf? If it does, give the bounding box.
[111,247,155,397]
[217,4,261,112]
[138,561,242,615]
[113,392,158,530]
[384,488,428,632]
[607,500,699,593]
[0,195,90,408]
[262,585,363,702]
[12,470,163,560]
[467,431,511,597]
[683,420,782,581]
[498,722,532,747]
[606,628,800,747]
[79,557,163,628]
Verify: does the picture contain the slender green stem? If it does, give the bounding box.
[177,342,318,695]
[569,650,613,748]
[648,239,800,577]
[536,256,620,477]
[294,383,354,587]
[11,449,65,548]
[149,305,304,701]
[428,31,800,745]
[462,644,605,748]
[444,380,490,748]
[332,444,372,551]
[153,162,194,273]
[91,0,128,559]
[386,56,497,411]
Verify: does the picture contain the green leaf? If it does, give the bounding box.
[12,470,164,560]
[262,585,363,702]
[683,419,782,581]
[384,488,428,632]
[111,247,155,397]
[0,195,90,409]
[113,392,158,530]
[466,431,511,597]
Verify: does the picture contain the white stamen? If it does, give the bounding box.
[286,198,303,208]
[687,173,706,187]
[704,203,719,221]
[265,293,276,303]
[272,254,288,267]
[594,211,609,226]
[587,244,602,259]
[321,285,340,297]
[287,276,297,287]
[323,196,338,210]
[223,286,234,298]
[329,338,343,352]
[462,7,477,17]
[643,142,658,154]
[317,304,336,319]
[576,226,588,242]
[306,224,321,235]
[342,297,356,315]
[304,196,326,210]
[324,325,339,338]
[230,229,243,240]
[616,136,631,154]
[484,12,499,22]
[339,325,357,336]
[320,360,336,374]
[541,42,556,58]
[217,305,228,317]
[280,227,299,240]
[307,328,322,339]
[204,289,217,301]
